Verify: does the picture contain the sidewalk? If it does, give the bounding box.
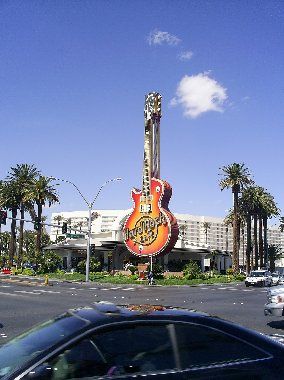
[0,274,53,286]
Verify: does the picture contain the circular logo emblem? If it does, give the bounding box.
[132,215,158,246]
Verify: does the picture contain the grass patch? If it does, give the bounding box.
[18,271,244,286]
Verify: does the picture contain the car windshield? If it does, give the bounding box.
[250,271,266,277]
[272,273,279,277]
[0,313,88,378]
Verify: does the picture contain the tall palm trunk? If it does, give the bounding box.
[9,207,17,266]
[246,215,252,274]
[253,213,259,269]
[237,220,241,266]
[36,202,43,261]
[18,204,25,267]
[263,216,268,268]
[232,189,239,272]
[258,217,264,268]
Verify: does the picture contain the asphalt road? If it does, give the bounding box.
[1,277,284,345]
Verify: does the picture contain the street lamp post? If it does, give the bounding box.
[50,177,122,281]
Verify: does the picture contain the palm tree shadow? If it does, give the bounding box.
[267,320,284,330]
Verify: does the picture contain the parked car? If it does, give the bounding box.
[272,272,280,286]
[245,270,272,287]
[0,268,11,275]
[264,285,284,317]
[1,302,284,379]
[278,274,284,285]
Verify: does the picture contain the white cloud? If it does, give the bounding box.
[170,73,227,118]
[178,50,194,61]
[147,29,181,46]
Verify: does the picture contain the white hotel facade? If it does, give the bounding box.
[49,210,284,272]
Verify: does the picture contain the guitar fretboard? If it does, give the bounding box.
[142,92,162,197]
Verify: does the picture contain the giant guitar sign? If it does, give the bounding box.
[123,92,179,257]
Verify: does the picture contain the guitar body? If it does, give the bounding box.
[124,178,179,256]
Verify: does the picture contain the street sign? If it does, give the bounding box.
[66,233,85,239]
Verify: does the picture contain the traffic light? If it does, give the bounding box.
[0,210,7,225]
[91,244,96,255]
[34,218,41,231]
[62,222,68,234]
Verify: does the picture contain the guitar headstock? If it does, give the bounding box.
[144,92,162,122]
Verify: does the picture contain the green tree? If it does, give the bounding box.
[219,163,253,273]
[279,217,284,233]
[202,222,211,244]
[179,223,188,241]
[0,180,21,266]
[38,251,62,274]
[22,230,51,267]
[24,176,59,257]
[7,164,40,267]
[183,260,201,280]
[0,231,11,267]
[268,244,283,273]
[77,257,102,274]
[258,190,279,268]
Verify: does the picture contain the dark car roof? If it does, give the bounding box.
[66,303,284,355]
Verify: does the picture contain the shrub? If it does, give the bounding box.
[22,268,36,276]
[183,260,201,280]
[128,265,137,275]
[234,273,246,281]
[147,263,163,279]
[226,268,234,275]
[37,251,62,274]
[77,258,102,274]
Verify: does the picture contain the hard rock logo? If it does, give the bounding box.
[124,212,168,247]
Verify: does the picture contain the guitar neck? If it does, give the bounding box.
[142,92,162,197]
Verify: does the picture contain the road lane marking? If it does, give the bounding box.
[122,288,135,291]
[14,290,42,295]
[35,289,61,294]
[0,291,23,297]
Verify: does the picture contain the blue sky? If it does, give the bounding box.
[0,0,283,225]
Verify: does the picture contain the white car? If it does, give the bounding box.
[245,270,272,287]
[278,275,284,285]
[272,272,280,286]
[264,285,284,317]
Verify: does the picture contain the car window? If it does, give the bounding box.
[23,323,175,379]
[22,338,108,379]
[174,323,270,370]
[0,314,88,378]
[22,322,271,380]
[92,323,175,375]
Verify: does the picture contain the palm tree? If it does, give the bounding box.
[240,186,262,270]
[179,223,188,242]
[24,176,59,257]
[7,164,40,266]
[224,208,246,263]
[259,190,280,268]
[268,244,283,273]
[54,214,64,241]
[219,163,253,272]
[279,217,284,233]
[0,180,21,266]
[202,222,211,244]
[65,218,72,234]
